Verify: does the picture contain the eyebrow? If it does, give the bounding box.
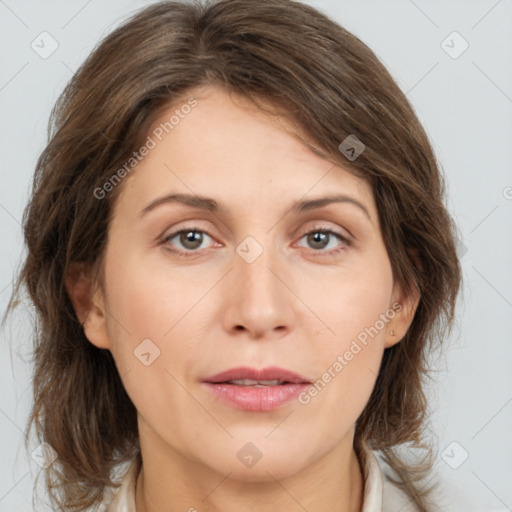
[139,192,372,223]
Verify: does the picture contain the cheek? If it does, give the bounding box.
[297,255,393,413]
[100,244,220,411]
[103,245,202,342]
[100,249,203,430]
[305,254,394,351]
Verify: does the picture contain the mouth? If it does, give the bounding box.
[202,366,312,411]
[202,365,312,385]
[215,379,296,387]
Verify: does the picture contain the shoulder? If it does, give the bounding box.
[373,451,449,512]
[382,477,420,512]
[363,449,422,512]
[374,451,498,512]
[100,457,140,512]
[366,448,449,512]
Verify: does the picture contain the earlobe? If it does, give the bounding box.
[384,281,421,348]
[385,328,399,348]
[65,262,111,349]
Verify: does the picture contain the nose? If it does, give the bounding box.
[221,240,295,340]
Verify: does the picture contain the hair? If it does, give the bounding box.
[4,0,462,510]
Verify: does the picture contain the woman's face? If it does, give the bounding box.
[82,85,416,482]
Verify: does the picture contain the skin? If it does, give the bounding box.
[67,85,419,512]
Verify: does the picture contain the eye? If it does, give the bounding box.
[161,228,216,257]
[296,226,351,256]
[161,225,351,258]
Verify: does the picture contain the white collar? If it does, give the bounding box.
[362,448,384,511]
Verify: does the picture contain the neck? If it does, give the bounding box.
[134,435,364,512]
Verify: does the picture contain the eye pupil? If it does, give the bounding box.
[181,230,202,249]
[308,231,329,249]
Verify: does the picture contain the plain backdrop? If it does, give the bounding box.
[1,0,511,511]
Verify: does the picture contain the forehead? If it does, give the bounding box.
[113,85,376,222]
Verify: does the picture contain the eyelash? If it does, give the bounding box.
[161,225,351,259]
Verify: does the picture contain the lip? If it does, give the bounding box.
[202,382,310,411]
[202,366,311,384]
[202,366,312,412]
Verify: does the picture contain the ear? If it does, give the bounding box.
[384,250,421,348]
[65,262,112,349]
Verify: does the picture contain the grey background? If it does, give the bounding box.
[1,0,511,510]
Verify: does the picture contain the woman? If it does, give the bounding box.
[7,0,461,510]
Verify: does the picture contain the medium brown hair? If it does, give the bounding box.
[5,0,461,510]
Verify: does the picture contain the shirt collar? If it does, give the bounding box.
[362,447,384,511]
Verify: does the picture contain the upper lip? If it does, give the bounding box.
[203,366,311,384]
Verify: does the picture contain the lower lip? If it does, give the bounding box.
[202,382,310,411]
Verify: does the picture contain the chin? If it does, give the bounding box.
[202,445,310,483]
[219,460,303,484]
